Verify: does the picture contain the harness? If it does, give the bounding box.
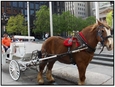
[39,25,112,65]
[65,25,112,64]
[76,32,95,53]
[64,31,95,64]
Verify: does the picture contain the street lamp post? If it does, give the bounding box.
[49,1,53,37]
[95,2,99,22]
[1,13,8,34]
[27,1,30,36]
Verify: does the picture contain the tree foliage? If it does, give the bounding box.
[6,14,27,35]
[33,5,50,34]
[53,11,77,35]
[33,5,96,37]
[106,11,113,27]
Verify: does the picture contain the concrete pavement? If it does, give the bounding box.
[52,47,113,85]
[52,61,113,85]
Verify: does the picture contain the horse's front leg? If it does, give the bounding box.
[77,63,87,85]
[46,60,56,82]
[37,61,47,84]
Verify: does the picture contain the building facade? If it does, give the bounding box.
[65,2,94,18]
[92,2,113,24]
[1,1,65,36]
[52,1,65,14]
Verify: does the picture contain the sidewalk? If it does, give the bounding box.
[52,47,113,85]
[52,62,113,85]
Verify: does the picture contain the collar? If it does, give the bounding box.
[79,32,88,44]
[79,32,96,53]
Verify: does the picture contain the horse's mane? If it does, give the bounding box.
[81,24,96,33]
[84,21,111,33]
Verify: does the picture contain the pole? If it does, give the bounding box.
[49,2,53,36]
[95,2,99,23]
[27,1,30,36]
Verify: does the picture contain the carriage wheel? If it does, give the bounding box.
[9,60,20,81]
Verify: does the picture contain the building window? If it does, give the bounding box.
[30,3,34,9]
[30,10,34,15]
[21,9,24,14]
[25,9,27,15]
[6,2,11,6]
[13,2,17,7]
[24,2,27,8]
[35,4,39,9]
[6,7,11,14]
[25,17,27,21]
[57,2,59,6]
[58,8,59,12]
[13,8,18,14]
[19,2,23,8]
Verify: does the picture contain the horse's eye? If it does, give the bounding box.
[102,30,104,32]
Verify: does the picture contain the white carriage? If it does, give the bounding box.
[2,35,42,80]
[2,35,88,81]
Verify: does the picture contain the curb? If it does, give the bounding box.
[52,62,113,85]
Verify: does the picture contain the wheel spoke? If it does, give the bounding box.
[9,60,20,80]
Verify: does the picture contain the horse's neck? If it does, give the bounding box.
[81,29,98,49]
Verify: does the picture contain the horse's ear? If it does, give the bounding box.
[96,19,102,25]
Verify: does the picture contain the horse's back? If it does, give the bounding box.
[41,36,67,54]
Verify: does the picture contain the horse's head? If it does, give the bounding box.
[96,20,113,51]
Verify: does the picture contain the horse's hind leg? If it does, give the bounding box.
[46,60,56,82]
[37,61,47,84]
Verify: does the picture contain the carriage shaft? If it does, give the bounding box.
[39,47,88,61]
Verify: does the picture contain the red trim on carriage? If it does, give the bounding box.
[79,32,88,44]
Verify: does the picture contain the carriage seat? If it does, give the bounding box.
[2,45,10,54]
[63,38,80,47]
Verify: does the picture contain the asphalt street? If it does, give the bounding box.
[1,63,76,85]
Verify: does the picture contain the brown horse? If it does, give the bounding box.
[37,20,113,85]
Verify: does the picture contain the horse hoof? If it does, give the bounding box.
[78,80,85,85]
[47,77,55,83]
[38,79,44,85]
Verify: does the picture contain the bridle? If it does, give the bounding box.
[75,25,112,54]
[97,25,112,53]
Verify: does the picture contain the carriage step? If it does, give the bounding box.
[90,54,113,66]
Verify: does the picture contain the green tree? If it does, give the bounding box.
[53,14,61,35]
[6,14,27,35]
[106,11,113,27]
[75,16,96,31]
[33,5,50,34]
[53,11,77,35]
[85,16,96,25]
